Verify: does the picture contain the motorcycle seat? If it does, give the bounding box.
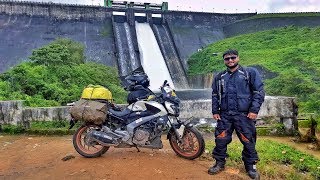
[109,108,131,118]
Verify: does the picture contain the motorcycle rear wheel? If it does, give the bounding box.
[169,126,205,160]
[73,124,109,158]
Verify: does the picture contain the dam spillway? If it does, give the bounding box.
[112,13,190,90]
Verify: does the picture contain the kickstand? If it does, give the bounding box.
[135,146,140,152]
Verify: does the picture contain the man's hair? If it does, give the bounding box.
[222,49,238,58]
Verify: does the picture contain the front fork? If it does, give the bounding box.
[167,116,193,142]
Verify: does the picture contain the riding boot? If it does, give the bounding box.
[245,164,260,180]
[208,161,225,175]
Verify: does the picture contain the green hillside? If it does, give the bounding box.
[188,26,320,112]
[244,12,320,20]
[0,39,127,107]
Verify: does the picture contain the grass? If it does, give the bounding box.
[205,139,320,179]
[197,124,289,136]
[188,26,320,113]
[298,120,312,128]
[0,124,25,134]
[0,120,78,135]
[27,120,78,135]
[314,114,320,131]
[243,12,320,21]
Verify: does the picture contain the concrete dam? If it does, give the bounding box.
[0,1,255,91]
[1,1,320,91]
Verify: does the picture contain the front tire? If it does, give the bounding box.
[73,124,109,158]
[168,126,205,160]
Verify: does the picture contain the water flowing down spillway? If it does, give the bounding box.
[124,22,139,71]
[152,24,190,89]
[135,22,175,91]
[113,22,140,76]
[113,22,130,76]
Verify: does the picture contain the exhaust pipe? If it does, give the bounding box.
[91,131,119,146]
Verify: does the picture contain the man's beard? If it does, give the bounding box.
[226,62,238,69]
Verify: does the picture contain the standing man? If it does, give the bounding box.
[208,49,265,179]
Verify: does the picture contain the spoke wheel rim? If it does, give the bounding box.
[76,125,104,154]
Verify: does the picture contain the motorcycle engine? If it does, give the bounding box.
[132,128,150,146]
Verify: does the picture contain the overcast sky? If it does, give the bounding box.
[22,0,320,13]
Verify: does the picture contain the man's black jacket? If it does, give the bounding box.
[212,66,265,115]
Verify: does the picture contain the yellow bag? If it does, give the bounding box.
[81,85,112,101]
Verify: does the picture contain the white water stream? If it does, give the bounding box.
[135,22,175,91]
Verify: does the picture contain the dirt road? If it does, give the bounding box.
[0,135,248,180]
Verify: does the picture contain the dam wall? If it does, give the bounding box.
[0,1,111,20]
[0,1,255,74]
[0,12,117,73]
[0,1,116,73]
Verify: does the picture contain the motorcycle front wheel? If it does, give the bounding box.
[169,126,205,160]
[73,124,109,158]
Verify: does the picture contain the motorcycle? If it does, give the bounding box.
[70,80,205,160]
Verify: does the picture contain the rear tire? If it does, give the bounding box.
[169,126,205,160]
[73,124,109,158]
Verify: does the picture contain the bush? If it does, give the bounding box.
[0,39,127,106]
[1,124,25,134]
[30,38,85,66]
